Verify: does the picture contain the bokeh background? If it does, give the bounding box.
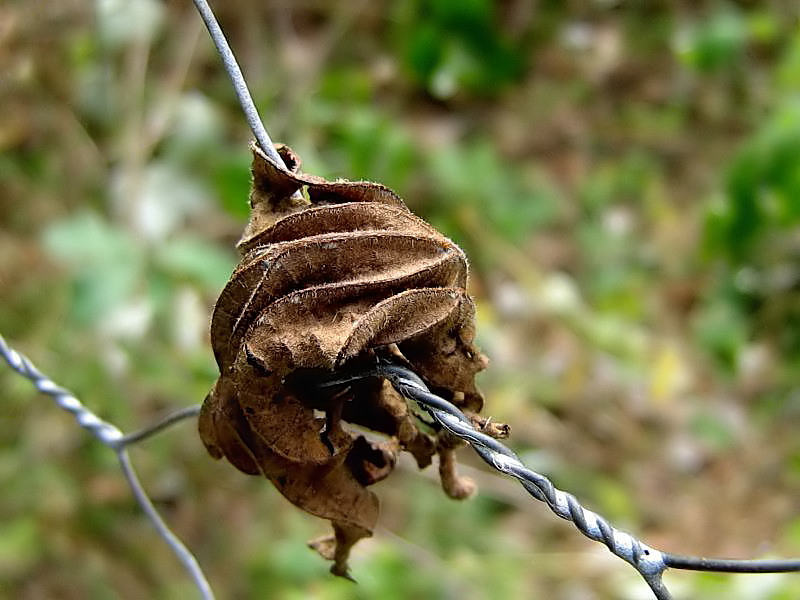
[2,1,800,598]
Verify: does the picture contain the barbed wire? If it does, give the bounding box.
[0,333,213,600]
[319,357,800,600]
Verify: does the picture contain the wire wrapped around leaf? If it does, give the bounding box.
[199,143,507,577]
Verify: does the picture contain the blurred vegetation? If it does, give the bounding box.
[2,1,800,599]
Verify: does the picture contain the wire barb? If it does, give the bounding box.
[0,333,214,600]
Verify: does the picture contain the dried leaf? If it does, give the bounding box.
[199,143,505,576]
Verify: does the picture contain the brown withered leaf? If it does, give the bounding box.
[199,142,506,577]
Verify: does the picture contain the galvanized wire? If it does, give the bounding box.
[0,333,214,600]
[191,0,284,169]
[5,328,800,599]
[321,357,800,600]
[4,1,797,596]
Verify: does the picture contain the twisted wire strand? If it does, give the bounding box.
[0,334,124,446]
[321,358,800,600]
[319,360,671,598]
[0,333,214,600]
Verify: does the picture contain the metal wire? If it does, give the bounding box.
[5,2,797,595]
[664,554,800,574]
[5,327,800,599]
[191,0,286,169]
[320,357,800,600]
[0,333,214,600]
[119,404,202,447]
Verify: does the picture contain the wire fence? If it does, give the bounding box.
[5,330,800,600]
[0,334,213,600]
[3,1,800,599]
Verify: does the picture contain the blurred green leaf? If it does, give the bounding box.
[690,409,737,450]
[428,141,557,242]
[154,236,235,292]
[42,212,144,325]
[677,8,748,73]
[715,99,800,260]
[96,0,165,47]
[211,153,252,220]
[0,518,39,576]
[395,0,525,97]
[692,293,748,371]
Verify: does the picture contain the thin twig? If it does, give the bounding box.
[0,333,214,600]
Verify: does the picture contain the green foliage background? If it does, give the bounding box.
[2,1,800,598]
